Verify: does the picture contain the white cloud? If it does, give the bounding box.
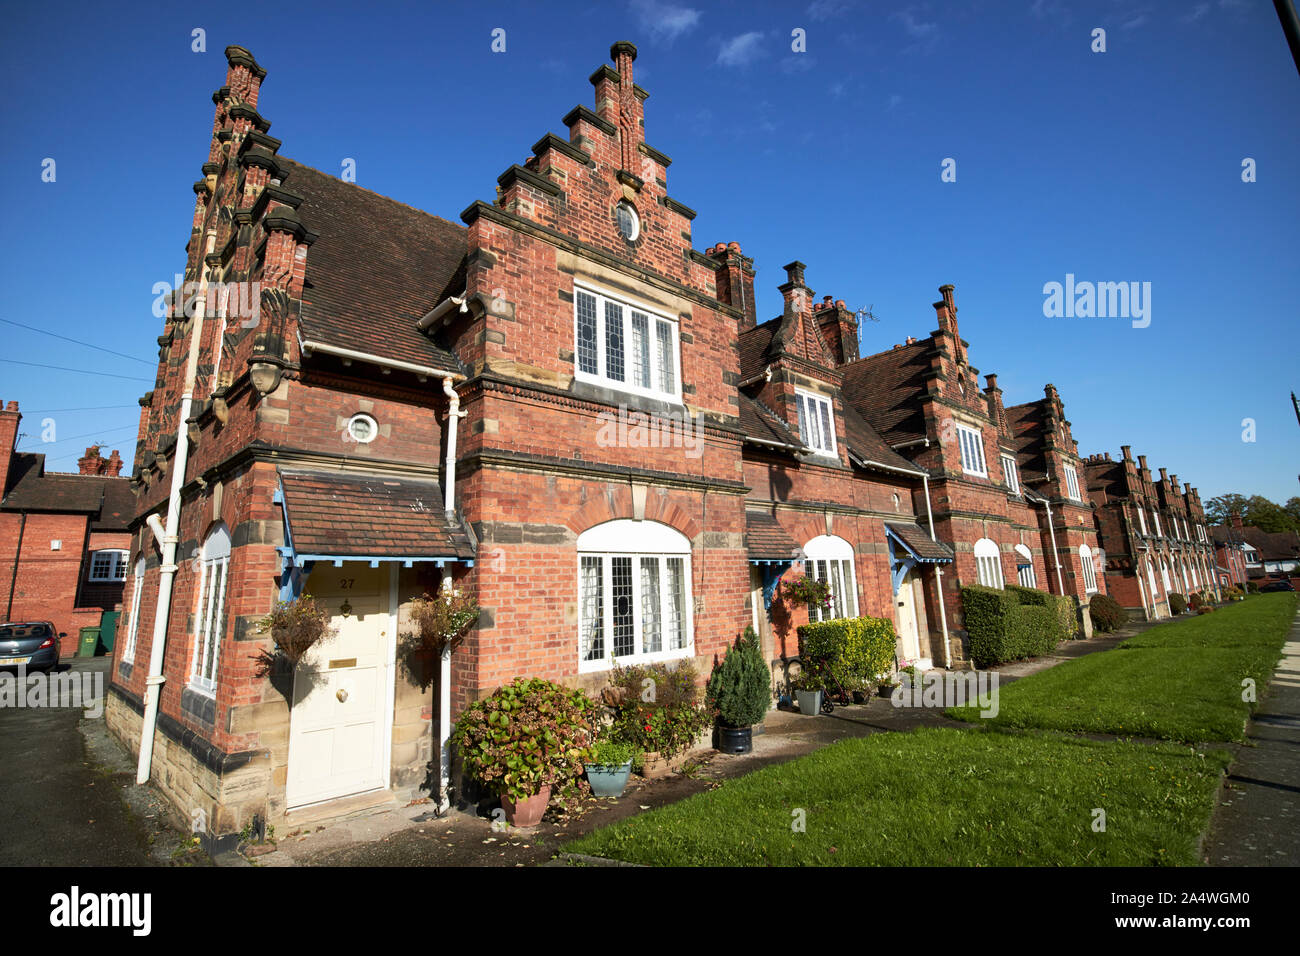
[808,0,852,20]
[630,0,702,43]
[717,31,766,67]
[893,7,937,39]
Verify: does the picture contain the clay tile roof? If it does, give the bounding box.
[1,452,132,531]
[885,521,954,562]
[281,158,467,375]
[738,318,780,382]
[745,510,799,561]
[738,393,803,450]
[841,403,924,475]
[839,343,929,444]
[279,470,474,559]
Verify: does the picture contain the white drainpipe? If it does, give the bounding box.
[137,235,214,785]
[437,375,467,814]
[922,474,952,669]
[1039,496,1065,595]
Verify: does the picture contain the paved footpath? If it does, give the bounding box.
[1203,611,1300,866]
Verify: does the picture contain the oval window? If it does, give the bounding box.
[616,202,639,242]
[347,413,378,443]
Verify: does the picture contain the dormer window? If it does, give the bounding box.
[955,423,987,476]
[794,389,836,457]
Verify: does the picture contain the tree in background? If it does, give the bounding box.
[1207,493,1300,534]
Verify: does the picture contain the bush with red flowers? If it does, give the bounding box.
[605,659,710,758]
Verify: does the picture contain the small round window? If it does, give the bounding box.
[615,202,639,242]
[347,413,377,443]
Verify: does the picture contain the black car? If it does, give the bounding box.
[1260,580,1295,592]
[0,621,63,672]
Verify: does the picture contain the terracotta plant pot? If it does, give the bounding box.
[639,751,671,778]
[500,785,551,827]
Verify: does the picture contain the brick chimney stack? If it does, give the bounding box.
[779,261,810,316]
[1120,445,1132,461]
[983,373,1009,433]
[708,241,757,331]
[609,41,643,176]
[0,400,20,496]
[1230,511,1244,530]
[76,446,125,477]
[814,295,859,365]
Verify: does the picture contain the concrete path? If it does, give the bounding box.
[0,657,199,866]
[1203,612,1300,866]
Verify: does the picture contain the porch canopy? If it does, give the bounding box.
[276,470,475,572]
[745,510,800,610]
[884,521,954,565]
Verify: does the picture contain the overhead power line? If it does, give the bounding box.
[16,404,140,414]
[0,358,155,382]
[0,317,156,367]
[16,424,139,450]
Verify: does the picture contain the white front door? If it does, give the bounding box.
[286,565,392,809]
[895,568,922,664]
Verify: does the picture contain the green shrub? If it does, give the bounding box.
[961,585,1021,667]
[1245,581,1260,594]
[706,627,771,728]
[1089,593,1128,632]
[453,677,598,800]
[797,615,897,689]
[1168,592,1187,615]
[1007,585,1078,643]
[589,739,637,767]
[606,660,710,758]
[1009,604,1057,658]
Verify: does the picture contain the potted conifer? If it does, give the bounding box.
[706,627,772,753]
[792,663,826,716]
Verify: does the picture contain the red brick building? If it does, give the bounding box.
[1083,447,1219,618]
[104,41,1172,844]
[1,401,132,653]
[1211,513,1300,586]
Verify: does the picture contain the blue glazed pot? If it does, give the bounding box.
[586,760,634,798]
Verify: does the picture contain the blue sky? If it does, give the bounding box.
[1,0,1296,505]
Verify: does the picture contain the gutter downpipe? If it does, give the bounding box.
[922,474,952,670]
[852,451,951,670]
[5,511,26,620]
[1041,496,1065,595]
[137,235,214,785]
[438,374,467,815]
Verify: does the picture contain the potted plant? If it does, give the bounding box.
[782,575,833,614]
[398,587,479,687]
[876,667,900,698]
[585,739,638,797]
[792,664,826,716]
[453,677,597,827]
[250,593,335,697]
[606,661,711,778]
[705,626,772,753]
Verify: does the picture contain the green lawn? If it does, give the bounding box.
[948,593,1298,741]
[565,728,1230,866]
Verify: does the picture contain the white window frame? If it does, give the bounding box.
[1015,543,1036,588]
[794,389,837,457]
[347,413,378,444]
[188,525,231,697]
[1160,560,1172,592]
[1136,506,1147,536]
[802,534,858,622]
[1063,464,1081,501]
[974,537,1004,589]
[577,520,693,673]
[1001,454,1020,495]
[1079,544,1098,593]
[122,557,146,663]
[573,283,682,404]
[1153,512,1163,538]
[88,549,129,582]
[956,423,987,477]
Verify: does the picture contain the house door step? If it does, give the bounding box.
[281,788,401,828]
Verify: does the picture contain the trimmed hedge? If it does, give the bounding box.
[798,615,897,690]
[1089,593,1128,632]
[963,584,1067,667]
[1007,585,1079,642]
[1168,592,1187,615]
